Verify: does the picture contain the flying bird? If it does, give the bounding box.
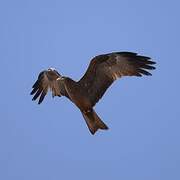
[30,52,156,135]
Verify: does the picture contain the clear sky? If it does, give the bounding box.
[0,0,180,179]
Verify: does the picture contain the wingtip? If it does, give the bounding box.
[149,61,156,65]
[38,98,44,104]
[31,97,42,104]
[30,91,34,95]
[150,66,156,70]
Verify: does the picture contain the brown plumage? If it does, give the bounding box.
[30,52,156,135]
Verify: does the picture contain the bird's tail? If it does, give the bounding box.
[81,109,108,135]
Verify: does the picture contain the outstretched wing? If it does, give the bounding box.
[30,69,67,104]
[78,52,156,106]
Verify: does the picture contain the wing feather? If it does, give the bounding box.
[30,69,66,104]
[78,52,156,106]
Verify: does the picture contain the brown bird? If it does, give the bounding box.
[30,52,156,135]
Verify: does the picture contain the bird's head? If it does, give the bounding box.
[48,67,56,71]
[48,67,56,72]
[48,67,59,74]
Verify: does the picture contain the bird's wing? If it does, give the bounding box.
[78,52,156,106]
[30,69,68,104]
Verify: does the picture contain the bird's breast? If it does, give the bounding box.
[64,79,92,110]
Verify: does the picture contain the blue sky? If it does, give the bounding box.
[0,0,180,179]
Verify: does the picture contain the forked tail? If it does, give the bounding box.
[81,109,108,135]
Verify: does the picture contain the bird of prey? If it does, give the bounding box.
[30,52,156,135]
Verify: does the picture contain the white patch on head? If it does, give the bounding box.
[48,67,56,71]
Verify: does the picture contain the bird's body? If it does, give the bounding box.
[63,77,92,110]
[31,52,156,134]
